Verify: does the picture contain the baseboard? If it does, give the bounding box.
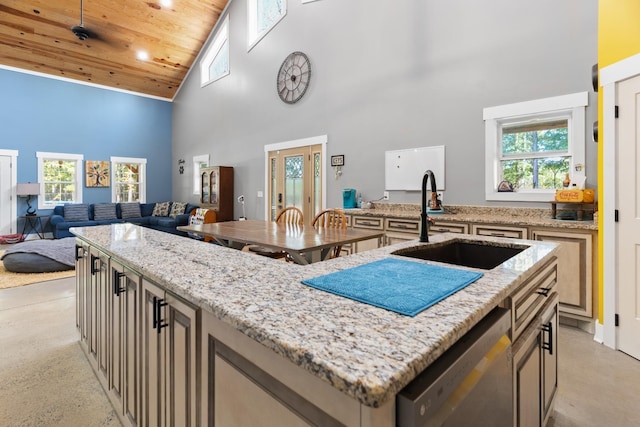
[593,320,604,344]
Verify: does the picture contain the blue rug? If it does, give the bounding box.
[301,258,483,317]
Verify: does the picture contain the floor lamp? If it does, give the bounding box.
[16,183,40,216]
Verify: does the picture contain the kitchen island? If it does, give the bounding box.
[72,223,558,426]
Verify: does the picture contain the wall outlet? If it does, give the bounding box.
[257,191,263,198]
[383,191,389,201]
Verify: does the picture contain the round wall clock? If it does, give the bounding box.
[277,51,311,104]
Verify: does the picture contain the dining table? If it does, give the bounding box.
[177,219,385,264]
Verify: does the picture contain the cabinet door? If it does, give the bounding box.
[541,294,559,426]
[88,247,110,387]
[214,355,311,427]
[352,216,383,253]
[141,278,198,427]
[75,241,90,347]
[530,229,593,318]
[141,279,166,427]
[512,320,542,427]
[164,292,198,427]
[109,260,141,427]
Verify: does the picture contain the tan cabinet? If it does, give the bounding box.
[351,215,383,253]
[199,166,234,221]
[472,223,528,239]
[141,278,198,427]
[429,220,469,235]
[508,259,559,427]
[88,247,110,389]
[108,259,141,427]
[75,241,90,349]
[530,229,595,319]
[385,217,420,245]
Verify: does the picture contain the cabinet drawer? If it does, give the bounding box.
[352,216,383,230]
[385,218,420,234]
[507,258,557,341]
[472,224,528,239]
[430,221,469,234]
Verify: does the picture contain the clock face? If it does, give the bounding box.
[277,52,311,104]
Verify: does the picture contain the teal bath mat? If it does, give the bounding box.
[301,258,483,317]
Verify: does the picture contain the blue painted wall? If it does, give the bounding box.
[0,68,173,216]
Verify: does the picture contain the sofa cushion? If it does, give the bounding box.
[93,203,117,220]
[120,202,142,218]
[169,202,188,218]
[63,204,89,222]
[154,217,178,227]
[152,201,171,217]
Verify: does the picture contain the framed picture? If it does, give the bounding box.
[85,160,110,187]
[330,155,345,167]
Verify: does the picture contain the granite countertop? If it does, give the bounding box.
[71,223,557,408]
[345,203,598,231]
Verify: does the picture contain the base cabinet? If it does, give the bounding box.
[108,260,141,427]
[75,241,90,348]
[512,293,559,427]
[530,229,594,318]
[88,247,110,388]
[141,278,198,427]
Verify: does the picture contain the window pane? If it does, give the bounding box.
[208,40,229,81]
[284,155,303,210]
[502,120,568,155]
[114,162,141,202]
[257,0,284,34]
[314,152,321,218]
[43,159,76,204]
[500,157,570,190]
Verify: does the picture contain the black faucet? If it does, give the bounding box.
[419,170,437,242]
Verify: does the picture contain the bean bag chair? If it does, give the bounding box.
[1,237,75,273]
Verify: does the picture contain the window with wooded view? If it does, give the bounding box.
[37,152,83,208]
[112,157,146,203]
[500,120,569,190]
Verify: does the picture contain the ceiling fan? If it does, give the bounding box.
[71,0,91,40]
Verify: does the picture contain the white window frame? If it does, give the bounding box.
[200,15,230,87]
[193,154,210,195]
[110,156,147,203]
[36,152,83,209]
[483,92,588,202]
[247,0,286,51]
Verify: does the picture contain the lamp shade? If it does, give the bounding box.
[16,183,41,196]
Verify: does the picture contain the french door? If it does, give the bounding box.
[267,144,322,225]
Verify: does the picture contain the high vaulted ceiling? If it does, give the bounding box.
[0,0,229,99]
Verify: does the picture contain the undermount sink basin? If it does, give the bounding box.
[392,240,526,270]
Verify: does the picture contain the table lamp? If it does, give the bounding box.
[16,183,40,216]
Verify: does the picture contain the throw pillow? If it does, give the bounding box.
[120,202,142,219]
[63,204,89,222]
[152,201,171,217]
[93,203,117,220]
[169,202,188,218]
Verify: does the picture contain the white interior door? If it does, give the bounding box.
[617,74,640,360]
[0,155,13,235]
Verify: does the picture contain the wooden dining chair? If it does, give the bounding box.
[248,206,304,260]
[312,209,347,258]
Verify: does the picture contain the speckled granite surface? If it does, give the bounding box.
[346,203,598,230]
[71,223,557,408]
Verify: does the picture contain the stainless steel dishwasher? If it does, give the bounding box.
[397,307,512,427]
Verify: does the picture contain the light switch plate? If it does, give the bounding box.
[383,191,389,200]
[257,191,263,198]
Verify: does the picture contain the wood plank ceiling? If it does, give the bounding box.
[0,0,229,99]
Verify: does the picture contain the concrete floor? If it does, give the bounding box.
[0,278,638,427]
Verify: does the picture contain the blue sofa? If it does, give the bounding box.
[49,202,199,239]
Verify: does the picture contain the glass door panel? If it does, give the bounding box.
[284,155,304,212]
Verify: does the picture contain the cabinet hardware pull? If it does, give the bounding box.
[542,322,553,355]
[91,255,100,275]
[156,298,169,334]
[537,287,551,297]
[113,272,126,296]
[489,232,506,237]
[152,296,158,329]
[75,245,83,261]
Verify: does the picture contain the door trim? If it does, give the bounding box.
[0,149,19,234]
[601,53,640,349]
[263,135,327,221]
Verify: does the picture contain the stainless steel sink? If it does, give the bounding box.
[391,240,526,270]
